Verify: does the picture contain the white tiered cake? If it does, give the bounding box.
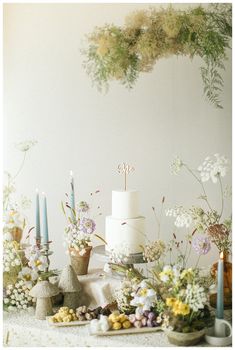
[105,190,146,254]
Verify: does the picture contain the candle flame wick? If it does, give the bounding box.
[70,170,73,176]
[220,252,224,259]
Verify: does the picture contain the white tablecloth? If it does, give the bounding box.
[3,310,208,347]
[76,268,121,308]
[3,268,232,347]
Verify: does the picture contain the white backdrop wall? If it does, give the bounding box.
[3,3,232,270]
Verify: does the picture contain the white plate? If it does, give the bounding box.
[90,326,163,336]
[47,317,90,327]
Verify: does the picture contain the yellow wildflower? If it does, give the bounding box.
[166,298,176,307]
[172,300,190,316]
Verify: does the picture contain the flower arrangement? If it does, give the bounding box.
[167,154,232,255]
[110,261,212,333]
[158,265,211,332]
[62,196,100,255]
[83,4,232,109]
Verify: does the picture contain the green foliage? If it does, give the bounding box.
[83,4,231,109]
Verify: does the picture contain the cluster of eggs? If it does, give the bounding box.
[76,305,97,321]
[108,311,132,330]
[51,307,78,323]
[128,310,159,328]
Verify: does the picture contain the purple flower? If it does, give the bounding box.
[192,235,211,255]
[78,201,90,213]
[79,217,96,234]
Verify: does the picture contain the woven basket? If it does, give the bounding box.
[69,247,92,275]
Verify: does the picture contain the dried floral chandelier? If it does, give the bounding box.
[83,4,232,109]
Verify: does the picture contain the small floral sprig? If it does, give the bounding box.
[142,240,166,263]
[115,280,137,314]
[108,243,131,264]
[207,223,232,254]
[3,240,22,273]
[4,280,36,311]
[25,245,49,272]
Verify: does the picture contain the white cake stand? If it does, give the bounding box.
[92,245,145,265]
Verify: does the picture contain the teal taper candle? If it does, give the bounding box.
[35,189,41,240]
[216,252,224,319]
[42,192,49,244]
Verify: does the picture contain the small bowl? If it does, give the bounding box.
[205,327,232,346]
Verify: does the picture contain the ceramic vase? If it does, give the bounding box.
[165,329,205,346]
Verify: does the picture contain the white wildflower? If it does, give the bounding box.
[166,206,192,228]
[185,284,207,312]
[170,156,183,175]
[130,280,157,311]
[198,154,228,184]
[15,140,37,152]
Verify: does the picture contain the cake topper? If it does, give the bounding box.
[117,162,135,191]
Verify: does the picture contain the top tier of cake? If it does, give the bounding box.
[112,190,139,219]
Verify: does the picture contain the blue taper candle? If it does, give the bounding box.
[70,170,75,218]
[35,189,41,240]
[216,252,224,319]
[42,192,49,244]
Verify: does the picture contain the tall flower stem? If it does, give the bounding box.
[184,164,213,212]
[13,152,27,180]
[218,175,224,219]
[195,254,201,268]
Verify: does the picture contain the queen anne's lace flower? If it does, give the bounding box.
[166,206,192,228]
[170,156,183,175]
[15,140,37,152]
[198,154,228,183]
[185,284,207,312]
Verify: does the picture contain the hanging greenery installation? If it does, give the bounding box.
[83,4,232,109]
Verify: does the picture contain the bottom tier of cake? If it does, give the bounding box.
[105,216,146,255]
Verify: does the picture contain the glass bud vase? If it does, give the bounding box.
[210,252,232,309]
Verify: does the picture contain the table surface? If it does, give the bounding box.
[4,310,227,347]
[3,267,232,347]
